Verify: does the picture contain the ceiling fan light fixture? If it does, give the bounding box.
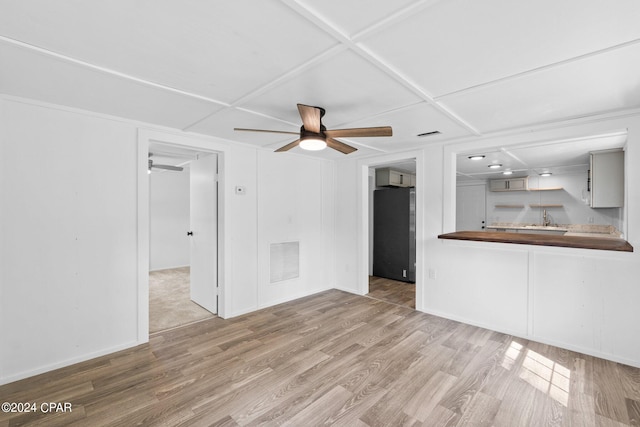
[237,104,390,154]
[299,136,327,151]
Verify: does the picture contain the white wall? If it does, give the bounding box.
[1,99,139,383]
[336,113,640,368]
[149,167,190,270]
[255,151,336,307]
[335,157,361,293]
[0,97,337,384]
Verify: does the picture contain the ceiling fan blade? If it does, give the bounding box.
[297,104,321,133]
[234,128,299,135]
[324,126,392,138]
[275,139,301,152]
[326,137,358,154]
[152,164,184,172]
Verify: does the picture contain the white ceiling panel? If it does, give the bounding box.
[295,0,419,37]
[361,0,640,97]
[238,50,422,128]
[190,108,300,148]
[0,41,222,129]
[439,43,640,133]
[0,0,338,103]
[332,102,473,152]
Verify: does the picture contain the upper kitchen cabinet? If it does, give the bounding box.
[489,176,529,192]
[376,167,415,188]
[590,149,624,208]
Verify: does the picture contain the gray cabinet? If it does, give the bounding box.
[489,177,528,192]
[376,168,415,187]
[590,150,624,208]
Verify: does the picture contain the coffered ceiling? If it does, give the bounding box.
[1,1,639,160]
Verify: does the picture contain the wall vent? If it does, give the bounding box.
[270,241,299,283]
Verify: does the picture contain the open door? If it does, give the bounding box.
[189,153,218,314]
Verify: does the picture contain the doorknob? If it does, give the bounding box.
[187,231,193,236]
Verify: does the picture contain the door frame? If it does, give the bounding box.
[357,150,424,311]
[137,129,226,342]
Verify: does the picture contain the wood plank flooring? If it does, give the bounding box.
[1,289,639,426]
[367,276,415,309]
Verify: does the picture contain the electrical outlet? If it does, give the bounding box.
[403,269,407,278]
[429,268,437,279]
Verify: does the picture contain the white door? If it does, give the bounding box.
[456,183,486,231]
[189,153,218,314]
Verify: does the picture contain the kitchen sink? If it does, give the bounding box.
[518,229,567,236]
[518,225,568,235]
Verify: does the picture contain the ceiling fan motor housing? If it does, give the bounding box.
[300,124,327,140]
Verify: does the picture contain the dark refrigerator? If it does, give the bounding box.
[373,187,416,283]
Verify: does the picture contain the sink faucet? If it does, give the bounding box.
[543,209,551,226]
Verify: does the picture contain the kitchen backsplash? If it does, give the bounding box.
[484,172,623,231]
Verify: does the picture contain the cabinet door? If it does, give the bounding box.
[389,170,404,186]
[590,151,624,207]
[508,177,528,191]
[490,179,508,191]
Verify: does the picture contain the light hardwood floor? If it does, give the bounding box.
[367,276,415,309]
[1,289,639,426]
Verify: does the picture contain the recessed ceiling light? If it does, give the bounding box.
[468,155,485,160]
[540,172,552,177]
[502,170,513,175]
[488,164,502,169]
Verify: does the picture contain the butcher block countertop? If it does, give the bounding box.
[438,231,634,252]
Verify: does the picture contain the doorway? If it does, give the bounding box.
[148,142,219,333]
[367,159,417,309]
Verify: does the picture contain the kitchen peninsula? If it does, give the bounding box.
[439,226,633,252]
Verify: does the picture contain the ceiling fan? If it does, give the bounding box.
[234,104,392,154]
[148,153,184,172]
